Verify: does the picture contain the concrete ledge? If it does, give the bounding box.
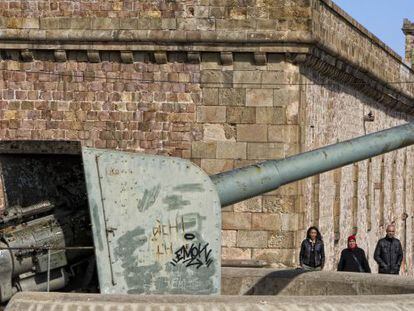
[6,292,414,311]
[222,267,414,295]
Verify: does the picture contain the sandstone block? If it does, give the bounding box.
[191,141,216,158]
[203,124,235,141]
[268,125,299,143]
[256,107,286,124]
[216,141,247,159]
[227,107,256,124]
[222,212,251,230]
[274,88,299,107]
[161,18,177,30]
[237,230,268,248]
[202,88,219,106]
[201,70,233,86]
[216,19,256,30]
[280,213,300,231]
[247,143,284,159]
[233,71,261,86]
[237,124,267,142]
[210,7,226,19]
[272,183,299,196]
[261,71,286,86]
[268,231,295,248]
[197,106,226,123]
[252,248,295,266]
[252,213,282,231]
[246,89,273,107]
[234,197,262,213]
[286,101,299,124]
[263,195,296,213]
[138,17,162,30]
[222,247,251,260]
[91,17,119,30]
[219,88,246,106]
[201,159,233,175]
[39,17,59,29]
[119,18,138,29]
[222,230,237,247]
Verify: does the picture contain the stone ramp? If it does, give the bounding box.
[222,268,414,295]
[5,292,414,311]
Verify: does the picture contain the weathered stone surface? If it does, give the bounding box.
[200,159,233,175]
[203,124,235,141]
[219,88,246,106]
[268,125,299,143]
[234,197,262,213]
[268,231,295,248]
[246,89,273,107]
[252,248,295,266]
[202,88,219,106]
[280,213,300,231]
[222,230,237,247]
[274,88,299,107]
[216,141,247,159]
[251,213,281,231]
[237,230,268,248]
[222,247,251,260]
[192,141,216,158]
[201,70,233,86]
[237,124,267,142]
[223,212,251,230]
[197,106,226,123]
[256,107,286,124]
[227,107,256,124]
[247,143,284,159]
[263,195,297,213]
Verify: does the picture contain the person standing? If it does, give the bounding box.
[337,235,371,273]
[374,224,403,274]
[299,226,325,271]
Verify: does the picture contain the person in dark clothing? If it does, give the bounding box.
[299,226,325,271]
[337,235,371,273]
[374,224,403,274]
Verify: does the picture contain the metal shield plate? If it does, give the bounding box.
[82,148,221,295]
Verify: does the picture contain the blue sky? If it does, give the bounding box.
[333,0,414,58]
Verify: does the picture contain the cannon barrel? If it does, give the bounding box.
[211,122,414,207]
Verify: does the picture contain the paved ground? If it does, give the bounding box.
[6,292,414,310]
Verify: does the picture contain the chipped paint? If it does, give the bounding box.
[138,185,161,212]
[173,183,204,192]
[163,195,190,210]
[82,148,221,295]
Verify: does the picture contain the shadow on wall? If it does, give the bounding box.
[221,267,414,295]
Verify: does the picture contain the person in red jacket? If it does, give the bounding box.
[337,235,371,273]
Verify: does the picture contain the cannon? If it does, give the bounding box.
[81,121,414,296]
[1,121,414,305]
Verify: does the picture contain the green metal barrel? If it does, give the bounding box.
[211,122,414,207]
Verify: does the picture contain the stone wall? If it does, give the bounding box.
[0,51,198,156]
[403,19,414,67]
[196,53,301,265]
[301,67,414,274]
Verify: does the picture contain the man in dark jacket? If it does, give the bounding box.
[374,224,403,274]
